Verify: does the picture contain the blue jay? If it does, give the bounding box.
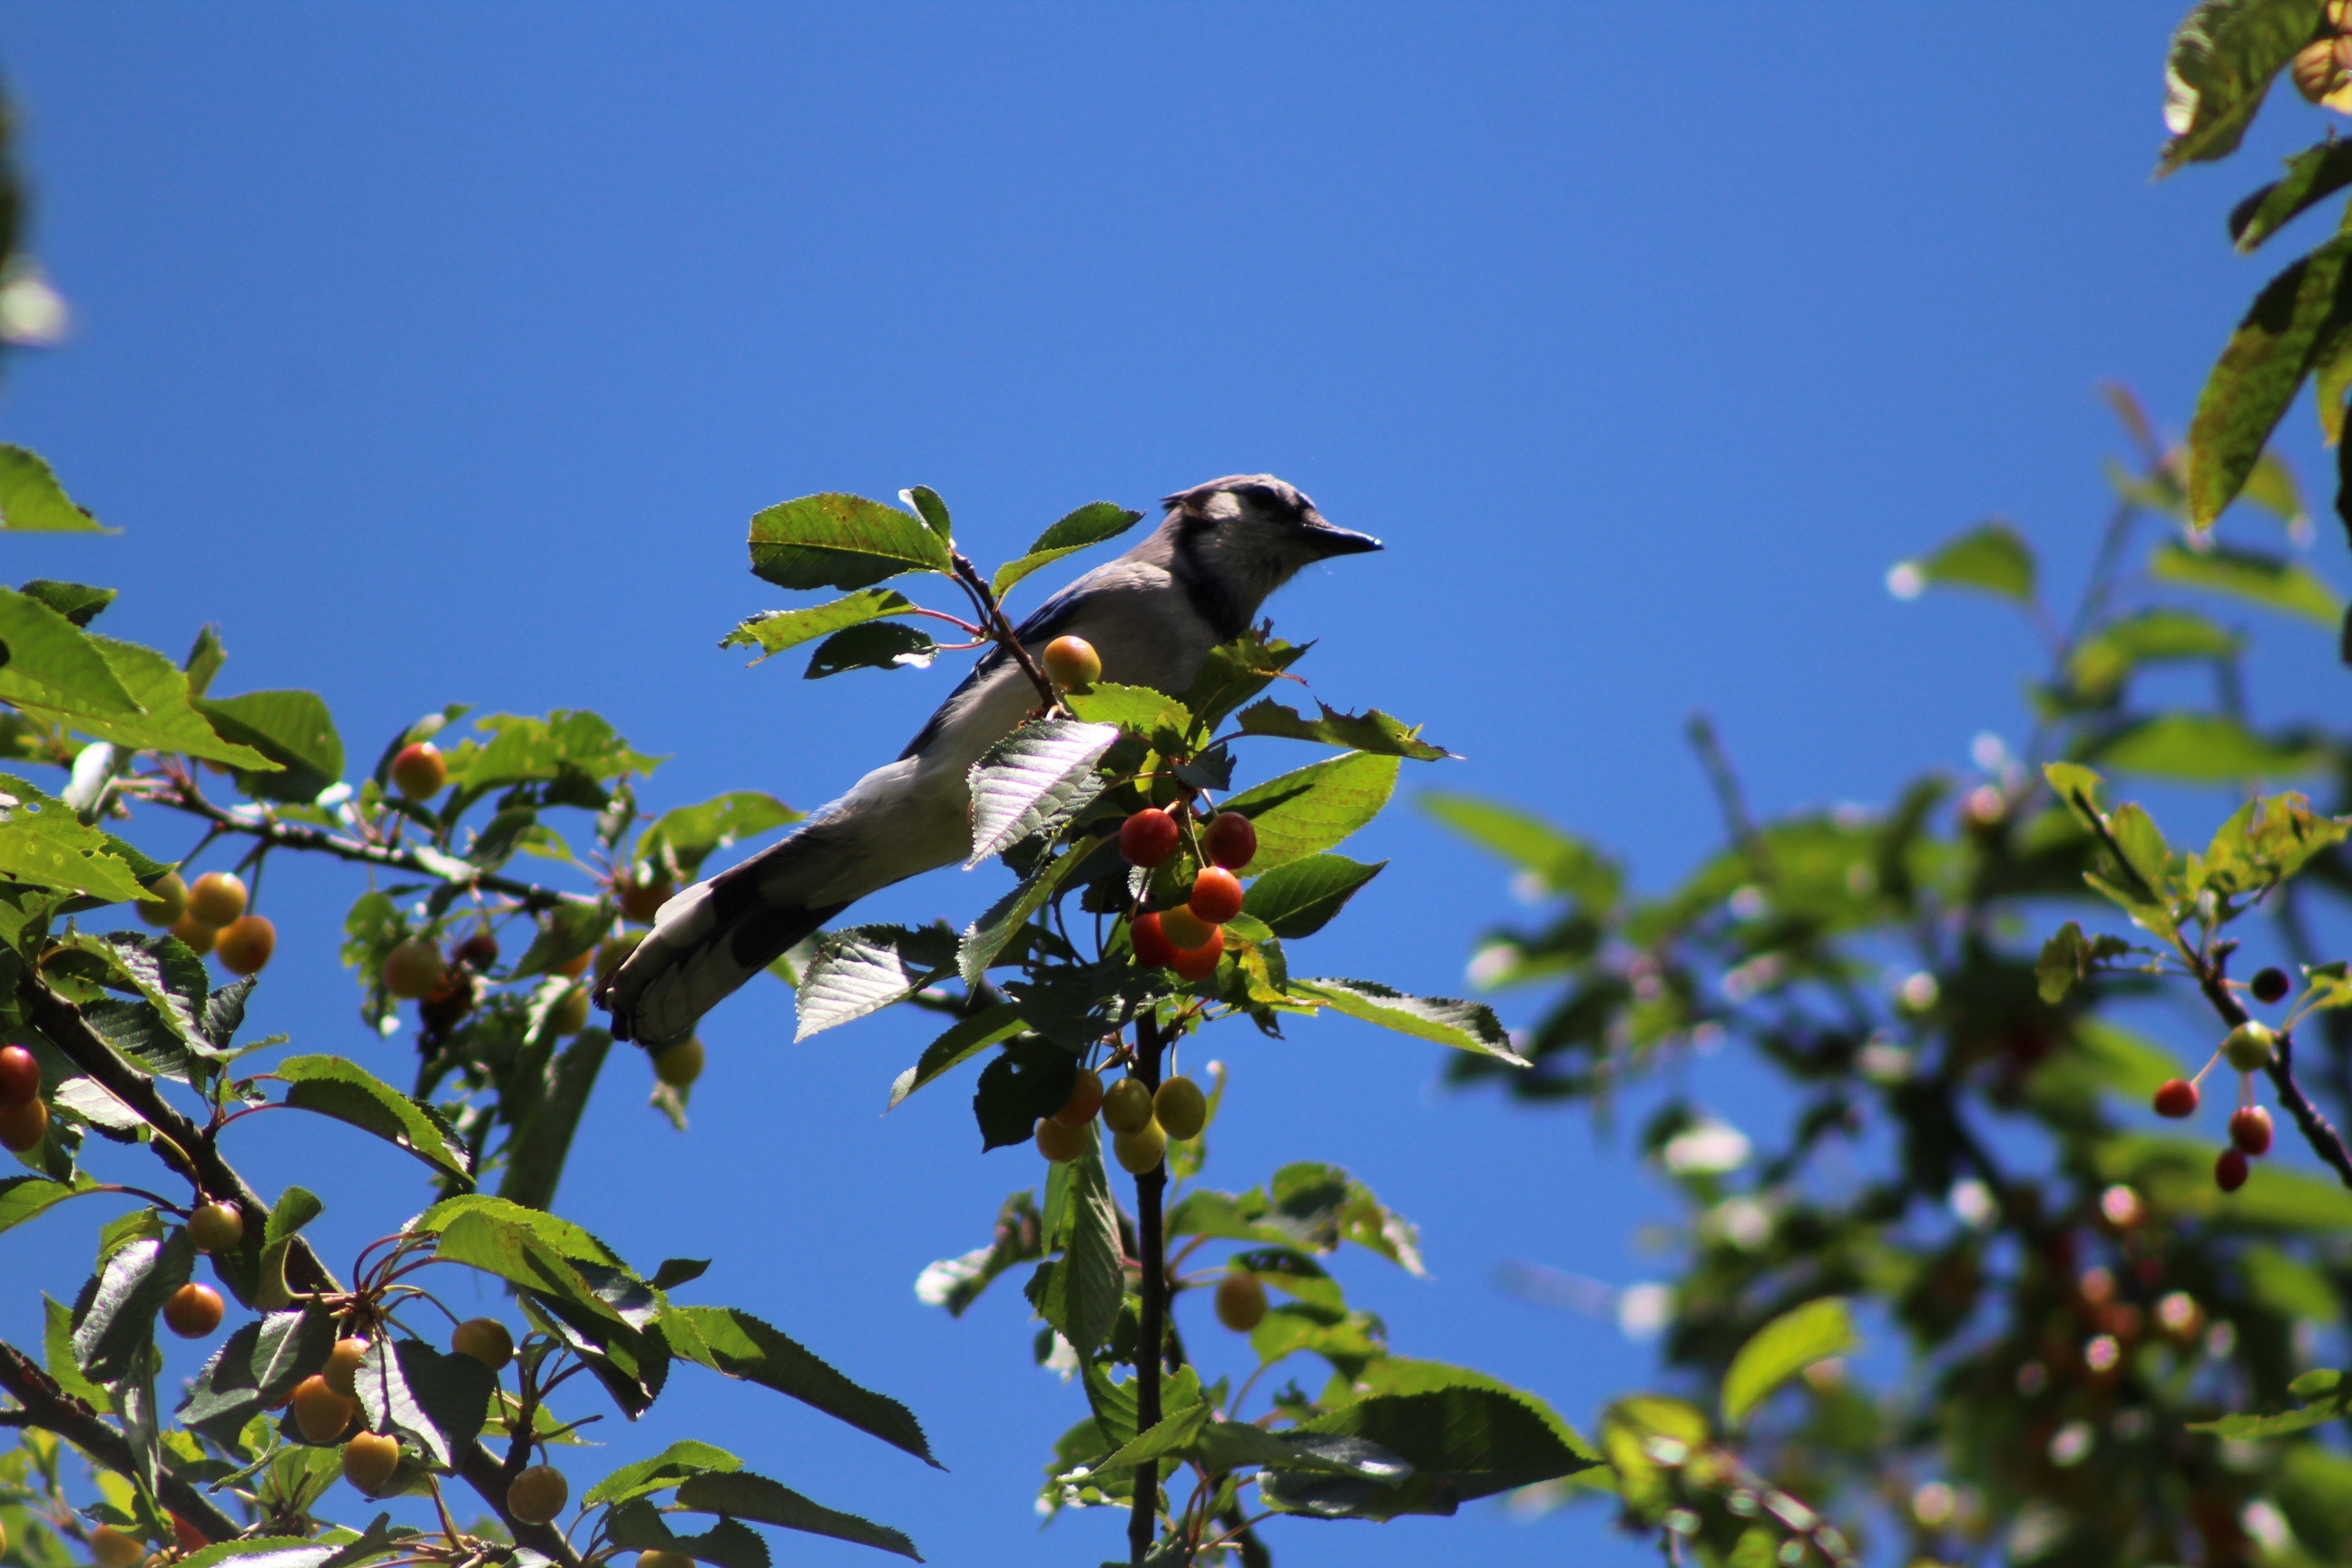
[600,474,1381,1046]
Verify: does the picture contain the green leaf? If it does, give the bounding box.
[2196,789,2352,892]
[1221,751,1399,875]
[2190,1368,2352,1439]
[584,1440,742,1506]
[2034,920,2137,1003]
[1417,791,1622,907]
[804,621,936,678]
[607,1502,772,1568]
[351,1338,495,1469]
[445,710,662,799]
[193,691,343,805]
[0,586,139,712]
[2160,0,2318,170]
[2150,539,2339,624]
[1892,522,2035,603]
[0,445,113,531]
[795,924,957,1041]
[1169,1162,1426,1272]
[275,1055,472,1184]
[900,485,954,544]
[0,632,272,768]
[179,1308,335,1446]
[2065,608,2241,699]
[1059,682,1193,750]
[20,579,117,627]
[747,493,951,593]
[1720,1297,1859,1427]
[972,1038,1078,1152]
[1181,631,1311,729]
[71,929,216,1050]
[72,1230,193,1385]
[959,838,1105,985]
[0,779,151,902]
[887,1003,1029,1111]
[496,1029,612,1212]
[990,501,1145,598]
[265,1187,324,1245]
[1052,1142,1122,1356]
[913,1191,1043,1318]
[0,1171,99,1236]
[658,1303,938,1466]
[510,900,613,982]
[1268,1386,1602,1516]
[1232,698,1448,760]
[1293,977,1524,1063]
[174,1542,339,1568]
[963,718,1120,867]
[674,1469,922,1563]
[720,589,921,662]
[2092,712,2328,781]
[44,1294,108,1406]
[1240,854,1386,939]
[2188,234,2352,524]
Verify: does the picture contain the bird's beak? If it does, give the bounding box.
[1305,516,1383,557]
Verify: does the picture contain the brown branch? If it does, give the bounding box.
[1127,1008,1170,1568]
[15,969,584,1567]
[2191,967,2352,1192]
[151,779,593,915]
[0,1336,243,1544]
[947,550,1063,714]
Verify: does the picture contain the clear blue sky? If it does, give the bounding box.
[4,5,2347,1566]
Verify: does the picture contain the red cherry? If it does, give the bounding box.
[2215,1147,2249,1193]
[1170,926,1224,983]
[1202,812,1257,871]
[1189,867,1244,925]
[0,1044,36,1109]
[1119,809,1181,868]
[2230,1106,2274,1156]
[2152,1079,2199,1119]
[1131,913,1180,969]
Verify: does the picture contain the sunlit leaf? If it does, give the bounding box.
[2150,540,2339,624]
[747,493,950,593]
[2160,0,2317,171]
[1720,1297,1859,1427]
[2186,234,2352,525]
[0,445,113,531]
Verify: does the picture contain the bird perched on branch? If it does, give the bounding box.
[599,474,1380,1047]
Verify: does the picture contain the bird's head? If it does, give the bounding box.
[1154,475,1381,631]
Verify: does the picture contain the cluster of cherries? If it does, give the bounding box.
[1119,808,1257,981]
[2151,966,2291,1192]
[132,867,276,977]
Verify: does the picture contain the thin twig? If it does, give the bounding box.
[1128,1007,1170,1568]
[947,550,1063,714]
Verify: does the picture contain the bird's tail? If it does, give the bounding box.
[597,757,966,1044]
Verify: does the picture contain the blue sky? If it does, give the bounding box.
[4,5,2350,1566]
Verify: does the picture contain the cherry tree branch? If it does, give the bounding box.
[0,1337,244,1544]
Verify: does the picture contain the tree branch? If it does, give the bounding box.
[1127,1008,1169,1568]
[2191,967,2352,1192]
[947,551,1063,715]
[0,1337,243,1544]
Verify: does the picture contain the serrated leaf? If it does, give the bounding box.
[72,1230,192,1385]
[510,900,612,982]
[0,445,113,531]
[275,1055,472,1183]
[0,586,139,712]
[747,493,950,593]
[2161,0,2318,171]
[583,1440,742,1507]
[1293,976,1524,1063]
[1233,698,1448,760]
[658,1303,936,1466]
[196,690,343,805]
[20,579,117,627]
[990,502,1145,598]
[795,924,957,1041]
[607,1503,771,1568]
[1240,854,1386,939]
[0,816,148,902]
[887,1003,1028,1111]
[0,1171,99,1236]
[1720,1297,1859,1427]
[178,1308,335,1447]
[1267,1385,1600,1515]
[805,621,936,677]
[964,718,1118,867]
[352,1338,495,1469]
[2234,141,2352,251]
[676,1468,923,1562]
[0,632,272,768]
[1220,751,1398,875]
[900,485,954,543]
[497,1029,612,1213]
[960,837,1104,985]
[1059,683,1193,749]
[2188,234,2352,524]
[720,589,921,662]
[972,1038,1078,1152]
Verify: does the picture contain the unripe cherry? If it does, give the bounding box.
[546,987,591,1037]
[451,1318,514,1370]
[1101,1076,1154,1135]
[2224,1021,2278,1073]
[0,1044,36,1108]
[2251,967,2291,1005]
[389,741,448,801]
[186,871,249,927]
[1159,903,1216,951]
[506,1465,567,1526]
[325,1337,369,1396]
[170,912,217,956]
[382,940,446,1001]
[135,872,188,928]
[0,1095,47,1152]
[2152,1079,2199,1119]
[1215,1271,1268,1333]
[653,1037,704,1089]
[1154,1075,1207,1140]
[2215,1146,2249,1193]
[187,1201,244,1255]
[292,1375,358,1444]
[214,915,276,976]
[1119,808,1181,868]
[341,1430,402,1495]
[638,1553,696,1568]
[1054,1067,1103,1127]
[1201,812,1256,871]
[1041,635,1101,689]
[1035,1117,1087,1162]
[1189,867,1244,925]
[2230,1106,2275,1157]
[616,875,674,925]
[162,1283,223,1338]
[1170,926,1225,983]
[1112,1121,1167,1175]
